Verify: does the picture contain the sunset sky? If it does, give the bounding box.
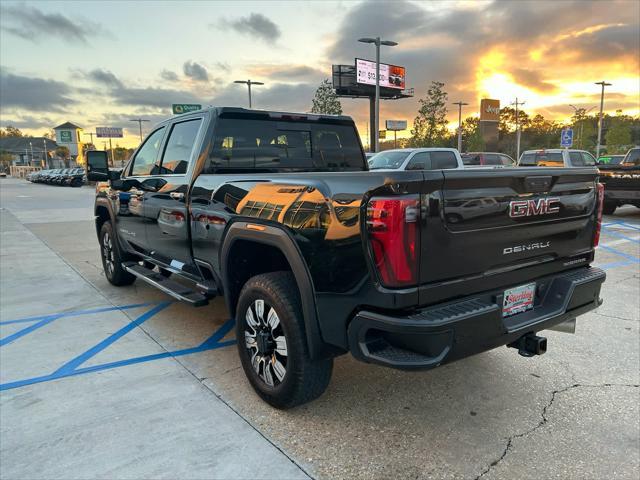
[1,0,639,148]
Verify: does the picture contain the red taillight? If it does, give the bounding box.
[366,196,419,287]
[594,182,605,247]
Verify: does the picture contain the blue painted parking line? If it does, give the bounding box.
[0,302,237,392]
[601,229,640,244]
[603,222,640,232]
[0,303,154,326]
[596,260,634,271]
[599,245,640,263]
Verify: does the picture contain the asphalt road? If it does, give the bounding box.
[1,177,638,480]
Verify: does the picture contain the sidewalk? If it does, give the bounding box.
[0,203,308,480]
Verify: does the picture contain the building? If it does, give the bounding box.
[0,136,58,167]
[54,122,83,160]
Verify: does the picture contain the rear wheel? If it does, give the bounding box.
[100,221,136,286]
[603,201,617,215]
[236,271,333,409]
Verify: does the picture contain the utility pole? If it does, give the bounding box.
[234,79,264,108]
[569,105,595,149]
[83,132,96,146]
[511,97,525,161]
[595,81,612,158]
[358,36,398,153]
[129,118,149,143]
[453,101,469,153]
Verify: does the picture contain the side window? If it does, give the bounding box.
[431,151,458,169]
[130,127,165,176]
[462,154,480,165]
[158,119,202,174]
[581,152,596,166]
[520,153,536,165]
[569,152,584,166]
[406,152,429,170]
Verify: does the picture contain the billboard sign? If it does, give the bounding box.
[96,127,124,138]
[356,58,405,90]
[480,99,500,122]
[386,120,407,131]
[172,103,202,115]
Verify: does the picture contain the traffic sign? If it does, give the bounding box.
[379,130,387,140]
[561,128,573,147]
[172,104,202,115]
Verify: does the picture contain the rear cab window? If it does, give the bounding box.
[206,113,365,173]
[520,152,564,166]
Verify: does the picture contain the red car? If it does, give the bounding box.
[462,152,515,167]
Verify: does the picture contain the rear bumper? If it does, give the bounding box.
[347,267,605,370]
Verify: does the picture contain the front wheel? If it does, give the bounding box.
[100,221,136,286]
[236,271,333,409]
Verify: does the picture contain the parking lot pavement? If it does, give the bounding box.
[1,177,639,480]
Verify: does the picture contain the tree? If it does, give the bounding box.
[0,126,24,137]
[410,81,449,147]
[461,117,485,152]
[310,79,342,115]
[82,143,96,155]
[55,146,70,159]
[605,110,632,154]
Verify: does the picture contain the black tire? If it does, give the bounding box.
[236,271,333,409]
[99,221,136,286]
[603,201,617,215]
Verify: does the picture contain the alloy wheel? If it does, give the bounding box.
[102,231,115,277]
[244,299,288,387]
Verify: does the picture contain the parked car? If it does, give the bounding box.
[597,154,625,165]
[61,167,85,187]
[598,147,640,214]
[87,107,605,409]
[462,152,515,167]
[368,148,463,171]
[518,149,597,167]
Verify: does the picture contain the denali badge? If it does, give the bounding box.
[503,241,550,255]
[509,198,560,218]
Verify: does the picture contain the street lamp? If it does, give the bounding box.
[29,141,33,165]
[358,36,398,153]
[234,79,264,109]
[569,104,595,149]
[129,118,150,143]
[595,81,612,158]
[511,97,525,161]
[453,101,469,152]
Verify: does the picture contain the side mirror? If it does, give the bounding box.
[86,151,110,181]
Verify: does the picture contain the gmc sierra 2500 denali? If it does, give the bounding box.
[87,107,606,408]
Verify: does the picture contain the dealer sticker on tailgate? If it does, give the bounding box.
[503,283,536,317]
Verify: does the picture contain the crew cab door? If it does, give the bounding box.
[144,117,204,276]
[116,126,167,253]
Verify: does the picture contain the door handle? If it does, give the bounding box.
[170,192,185,201]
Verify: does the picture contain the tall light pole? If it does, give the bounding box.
[83,132,96,146]
[569,104,595,149]
[43,138,48,167]
[234,79,264,109]
[129,118,150,143]
[453,101,469,152]
[595,81,612,158]
[358,36,398,153]
[29,141,33,165]
[511,97,525,161]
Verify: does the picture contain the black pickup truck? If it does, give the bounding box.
[598,147,640,214]
[87,108,606,408]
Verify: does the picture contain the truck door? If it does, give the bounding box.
[144,117,204,276]
[116,126,166,253]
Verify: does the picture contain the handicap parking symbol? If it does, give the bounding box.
[561,128,573,147]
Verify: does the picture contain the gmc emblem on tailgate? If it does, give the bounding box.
[509,198,560,218]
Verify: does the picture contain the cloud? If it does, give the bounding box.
[160,69,179,82]
[0,115,56,130]
[183,61,209,82]
[77,68,124,89]
[211,82,317,112]
[246,64,326,83]
[219,13,281,43]
[0,4,110,45]
[110,86,204,109]
[215,62,232,73]
[0,71,74,112]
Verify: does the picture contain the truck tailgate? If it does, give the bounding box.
[420,167,599,289]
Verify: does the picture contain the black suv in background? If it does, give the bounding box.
[598,147,640,214]
[87,107,606,408]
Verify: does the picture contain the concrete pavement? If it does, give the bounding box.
[1,177,638,480]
